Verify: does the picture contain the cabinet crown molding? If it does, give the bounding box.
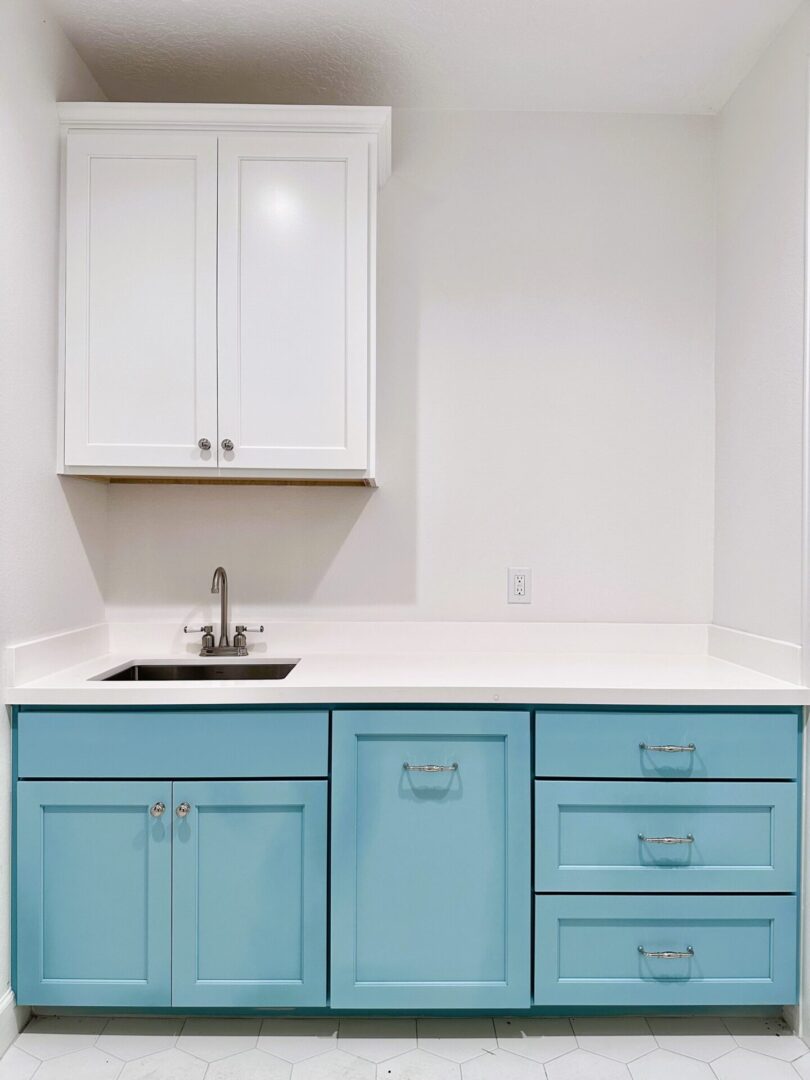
[57,102,392,186]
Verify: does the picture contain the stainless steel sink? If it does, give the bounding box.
[97,661,298,681]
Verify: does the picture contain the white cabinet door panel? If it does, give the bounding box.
[64,132,218,469]
[217,134,371,471]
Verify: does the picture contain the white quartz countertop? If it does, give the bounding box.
[6,644,808,707]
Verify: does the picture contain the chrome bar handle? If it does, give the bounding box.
[638,946,694,960]
[639,742,696,753]
[639,833,694,845]
[403,763,458,772]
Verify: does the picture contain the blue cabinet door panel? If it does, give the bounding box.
[331,710,531,1009]
[535,780,798,893]
[16,781,172,1006]
[172,780,327,1007]
[535,894,798,1006]
[535,710,800,779]
[17,709,328,778]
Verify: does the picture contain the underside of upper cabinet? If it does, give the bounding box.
[56,103,391,484]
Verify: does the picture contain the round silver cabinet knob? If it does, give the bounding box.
[197,438,211,451]
[150,802,165,818]
[175,802,191,818]
[221,438,234,452]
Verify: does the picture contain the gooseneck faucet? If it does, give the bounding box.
[183,567,265,656]
[211,566,230,648]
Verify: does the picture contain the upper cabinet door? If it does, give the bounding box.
[63,131,218,469]
[217,133,372,472]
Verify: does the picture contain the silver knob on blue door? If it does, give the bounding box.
[176,802,191,818]
[150,802,165,817]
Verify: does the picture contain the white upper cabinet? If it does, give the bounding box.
[217,134,370,473]
[58,104,391,483]
[63,131,218,471]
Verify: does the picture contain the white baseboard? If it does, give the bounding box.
[0,990,29,1055]
[708,625,804,684]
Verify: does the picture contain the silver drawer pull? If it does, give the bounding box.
[639,833,694,845]
[403,763,458,772]
[639,742,696,753]
[639,946,694,960]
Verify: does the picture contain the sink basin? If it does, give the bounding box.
[98,661,298,681]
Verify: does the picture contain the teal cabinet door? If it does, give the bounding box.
[171,780,327,1006]
[331,710,531,1009]
[16,781,172,1006]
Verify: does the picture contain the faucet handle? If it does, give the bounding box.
[233,625,264,656]
[184,625,215,652]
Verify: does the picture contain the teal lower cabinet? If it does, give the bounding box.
[14,705,802,1013]
[16,777,327,1008]
[330,710,532,1009]
[172,781,327,1007]
[534,894,798,1007]
[16,781,172,1007]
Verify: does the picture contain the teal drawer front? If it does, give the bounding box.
[331,710,531,1009]
[535,894,798,1006]
[535,780,798,893]
[535,709,799,779]
[16,709,328,778]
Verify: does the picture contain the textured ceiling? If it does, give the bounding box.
[46,0,802,113]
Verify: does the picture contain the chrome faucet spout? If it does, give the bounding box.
[210,566,230,647]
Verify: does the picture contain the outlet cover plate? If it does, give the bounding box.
[508,567,532,604]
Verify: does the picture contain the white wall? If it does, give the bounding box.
[0,0,106,1007]
[105,110,717,627]
[714,0,810,647]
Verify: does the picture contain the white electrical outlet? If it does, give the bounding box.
[507,567,532,604]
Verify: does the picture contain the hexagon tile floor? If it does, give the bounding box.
[0,1015,808,1080]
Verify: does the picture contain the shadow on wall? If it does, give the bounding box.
[59,477,108,604]
[102,156,422,617]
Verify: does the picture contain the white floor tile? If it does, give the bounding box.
[178,1018,261,1062]
[291,1048,375,1079]
[628,1049,713,1080]
[259,1019,339,1063]
[461,1048,547,1078]
[339,1019,417,1062]
[494,1017,576,1063]
[0,1047,39,1080]
[645,1018,735,1063]
[15,1016,106,1059]
[546,1049,631,1080]
[97,1018,183,1061]
[572,1018,656,1063]
[793,1054,810,1078]
[711,1048,800,1080]
[119,1048,207,1080]
[417,1020,497,1063]
[375,1048,460,1080]
[723,1017,808,1062]
[34,1046,122,1080]
[206,1048,292,1079]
